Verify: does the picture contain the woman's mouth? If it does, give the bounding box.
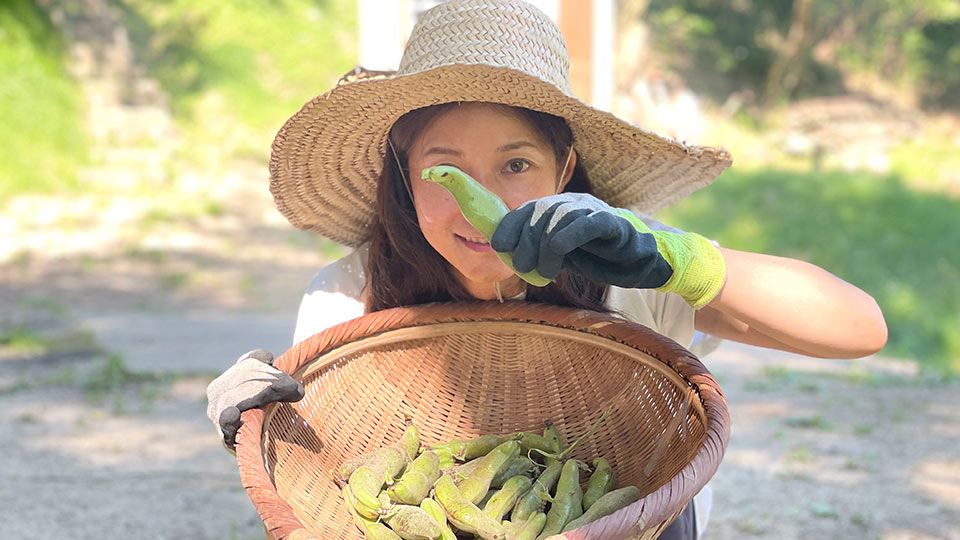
[456,234,494,253]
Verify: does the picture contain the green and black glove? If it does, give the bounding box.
[490,193,726,308]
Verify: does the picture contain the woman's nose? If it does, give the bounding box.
[466,169,501,195]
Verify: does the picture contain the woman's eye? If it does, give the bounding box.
[505,159,530,174]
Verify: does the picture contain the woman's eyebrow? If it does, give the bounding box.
[422,146,462,157]
[497,141,539,152]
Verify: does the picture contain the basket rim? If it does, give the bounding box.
[235,301,731,540]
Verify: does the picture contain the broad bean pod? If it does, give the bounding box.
[458,440,521,504]
[536,459,583,539]
[483,475,533,521]
[382,504,444,540]
[490,457,537,488]
[582,457,615,511]
[505,512,547,540]
[419,498,458,540]
[561,486,642,532]
[433,475,506,540]
[388,451,441,505]
[511,460,562,522]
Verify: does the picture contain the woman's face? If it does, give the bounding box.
[407,103,576,300]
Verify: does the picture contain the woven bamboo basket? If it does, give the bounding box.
[235,301,730,540]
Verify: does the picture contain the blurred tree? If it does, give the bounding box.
[624,0,960,109]
[764,0,811,102]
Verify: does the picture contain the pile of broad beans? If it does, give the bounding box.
[335,417,642,540]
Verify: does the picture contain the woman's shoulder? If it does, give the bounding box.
[304,243,369,299]
[294,244,369,344]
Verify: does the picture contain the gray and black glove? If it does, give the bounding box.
[205,349,304,451]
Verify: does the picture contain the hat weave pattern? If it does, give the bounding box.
[398,1,570,93]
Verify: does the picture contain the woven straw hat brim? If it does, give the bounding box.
[270,64,732,247]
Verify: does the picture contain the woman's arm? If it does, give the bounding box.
[695,247,888,358]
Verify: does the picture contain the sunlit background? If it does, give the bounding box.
[1,1,958,539]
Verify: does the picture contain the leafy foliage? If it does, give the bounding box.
[0,0,87,202]
[639,0,960,107]
[113,0,358,163]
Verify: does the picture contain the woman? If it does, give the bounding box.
[206,1,887,537]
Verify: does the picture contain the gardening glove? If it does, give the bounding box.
[205,349,304,452]
[490,193,726,309]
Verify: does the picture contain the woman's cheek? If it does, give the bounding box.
[413,181,460,226]
[501,184,555,211]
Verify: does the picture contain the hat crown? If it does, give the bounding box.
[398,0,571,94]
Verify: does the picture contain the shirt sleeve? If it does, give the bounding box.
[606,286,697,349]
[291,245,369,345]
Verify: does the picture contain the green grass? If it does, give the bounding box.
[889,133,960,193]
[1,0,356,203]
[0,326,102,357]
[660,166,960,373]
[0,0,88,203]
[0,327,47,354]
[115,0,358,166]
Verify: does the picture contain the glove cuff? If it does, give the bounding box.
[653,231,726,309]
[612,208,726,306]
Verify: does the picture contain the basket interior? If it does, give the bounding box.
[260,320,707,539]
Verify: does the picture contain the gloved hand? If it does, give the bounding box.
[205,349,304,451]
[490,193,726,308]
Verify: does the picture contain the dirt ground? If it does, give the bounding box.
[1,183,957,540]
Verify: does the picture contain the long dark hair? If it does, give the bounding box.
[364,102,609,314]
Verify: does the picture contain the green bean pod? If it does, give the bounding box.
[388,451,441,505]
[380,491,396,514]
[337,446,407,485]
[365,521,404,540]
[536,459,583,539]
[428,434,517,462]
[582,457,615,511]
[478,489,498,509]
[511,460,562,522]
[542,421,564,453]
[420,498,458,540]
[338,417,418,484]
[382,505,444,540]
[388,470,431,505]
[490,457,537,488]
[458,440,521,504]
[562,486,642,532]
[433,475,506,540]
[343,485,377,531]
[350,466,388,515]
[445,457,484,483]
[516,432,557,458]
[366,446,409,486]
[483,476,533,521]
[542,422,564,469]
[395,416,421,462]
[436,449,456,470]
[506,512,548,540]
[421,165,552,287]
[344,482,376,521]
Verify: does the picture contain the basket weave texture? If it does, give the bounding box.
[236,302,730,540]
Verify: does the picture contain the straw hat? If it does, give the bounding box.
[269,0,732,247]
